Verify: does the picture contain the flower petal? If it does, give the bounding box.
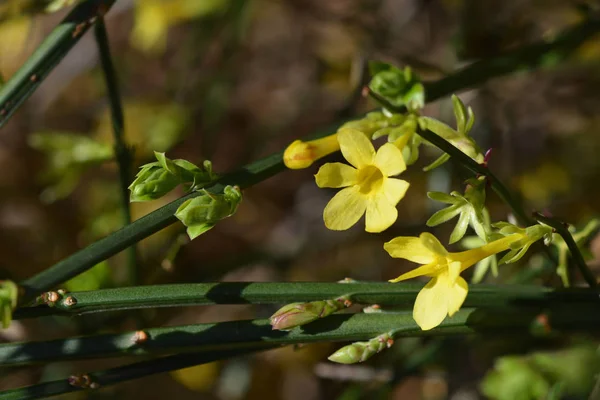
[413,277,448,330]
[373,143,406,176]
[323,186,367,231]
[337,128,375,169]
[389,262,439,282]
[382,178,410,205]
[420,232,448,256]
[447,260,462,284]
[384,237,437,264]
[315,163,358,188]
[447,276,468,316]
[365,193,397,233]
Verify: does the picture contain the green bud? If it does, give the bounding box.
[129,152,217,202]
[175,185,242,240]
[270,297,350,331]
[0,280,18,329]
[328,333,394,364]
[368,62,425,110]
[129,163,181,202]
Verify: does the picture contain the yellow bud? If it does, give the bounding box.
[283,134,340,169]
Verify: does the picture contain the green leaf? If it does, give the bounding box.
[452,95,467,134]
[427,191,457,203]
[418,117,458,140]
[449,211,470,244]
[426,204,462,227]
[423,153,450,172]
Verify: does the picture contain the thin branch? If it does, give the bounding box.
[0,0,116,128]
[13,282,600,319]
[18,17,600,303]
[534,213,597,288]
[3,305,600,366]
[0,345,272,400]
[93,18,138,286]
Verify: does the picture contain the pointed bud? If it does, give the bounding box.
[328,333,394,364]
[270,297,351,331]
[175,185,242,240]
[129,152,217,202]
[129,163,180,202]
[283,134,341,169]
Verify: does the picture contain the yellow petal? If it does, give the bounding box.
[384,237,437,264]
[323,186,367,231]
[413,277,448,330]
[315,163,358,188]
[389,262,439,282]
[447,276,468,316]
[373,143,406,176]
[447,260,461,284]
[382,178,410,205]
[365,193,397,233]
[337,128,375,169]
[420,232,448,256]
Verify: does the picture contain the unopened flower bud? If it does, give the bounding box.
[270,297,350,331]
[283,134,340,169]
[328,333,394,364]
[175,185,242,240]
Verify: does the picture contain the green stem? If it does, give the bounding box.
[13,282,600,319]
[534,213,597,288]
[2,306,600,366]
[18,151,285,304]
[94,18,138,286]
[422,15,600,100]
[19,17,599,303]
[0,0,116,128]
[0,345,272,400]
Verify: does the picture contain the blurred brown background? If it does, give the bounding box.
[1,0,600,398]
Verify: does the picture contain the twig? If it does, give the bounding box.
[0,0,116,128]
[94,18,138,286]
[13,282,600,319]
[0,345,272,400]
[534,213,597,288]
[3,306,600,366]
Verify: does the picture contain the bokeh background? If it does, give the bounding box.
[1,0,600,398]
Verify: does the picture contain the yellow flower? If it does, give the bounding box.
[283,134,340,169]
[385,232,521,330]
[315,128,410,232]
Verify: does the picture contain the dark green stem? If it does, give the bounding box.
[422,16,600,99]
[19,151,284,303]
[2,306,600,366]
[13,282,600,319]
[0,0,116,128]
[0,345,272,400]
[534,213,597,288]
[94,18,138,286]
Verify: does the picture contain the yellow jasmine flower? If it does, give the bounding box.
[385,232,521,330]
[283,134,340,169]
[315,128,410,232]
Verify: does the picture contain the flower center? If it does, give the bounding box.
[357,165,384,194]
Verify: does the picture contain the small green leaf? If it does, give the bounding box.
[452,95,467,134]
[423,153,450,172]
[449,211,470,244]
[426,204,462,227]
[427,191,456,203]
[419,117,458,140]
